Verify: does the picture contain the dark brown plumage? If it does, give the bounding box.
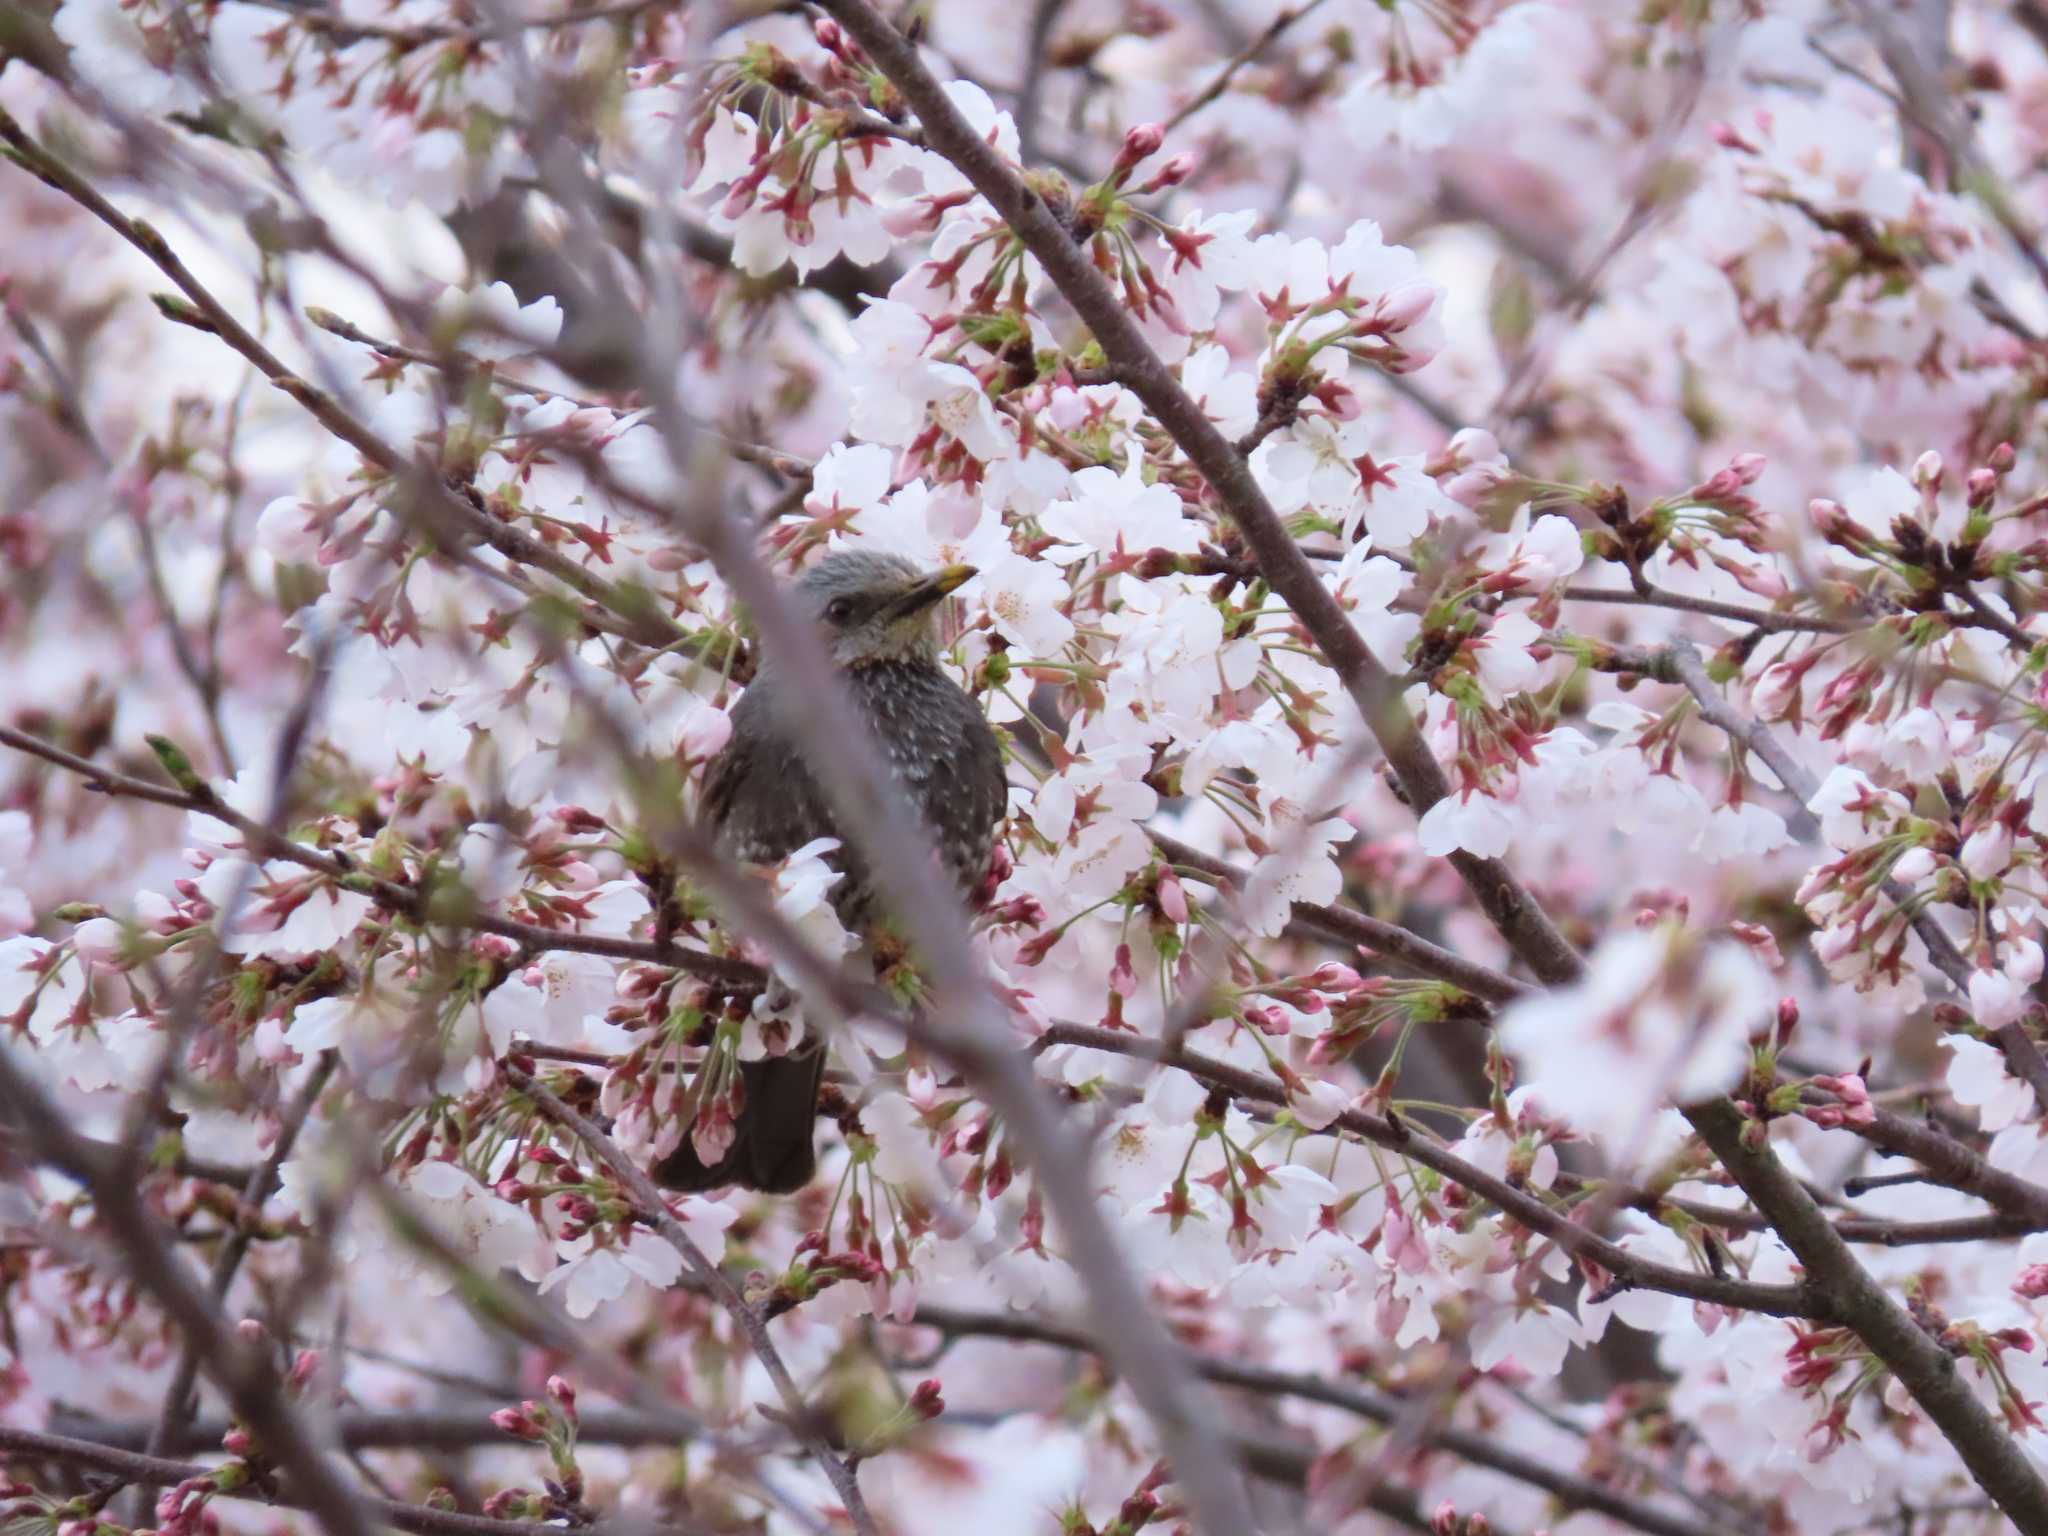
[653,550,1007,1194]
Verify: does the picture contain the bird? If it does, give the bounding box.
[652,549,1009,1194]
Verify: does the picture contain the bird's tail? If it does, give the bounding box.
[651,1042,827,1195]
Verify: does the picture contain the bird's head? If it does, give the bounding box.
[793,549,976,668]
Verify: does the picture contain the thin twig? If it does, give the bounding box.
[505,1067,880,1536]
[141,1055,338,1491]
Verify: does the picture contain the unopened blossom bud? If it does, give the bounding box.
[1809,498,1856,543]
[1014,928,1062,965]
[1960,823,2014,881]
[491,1406,544,1440]
[1968,466,1999,505]
[1970,966,2027,1028]
[883,200,942,239]
[1892,846,1936,884]
[1776,996,1800,1046]
[908,1377,945,1420]
[1154,867,1188,924]
[467,933,515,964]
[288,1349,321,1390]
[1243,1003,1290,1036]
[220,1428,251,1455]
[1110,122,1165,179]
[1378,280,1440,331]
[984,1148,1013,1199]
[71,917,128,962]
[1729,451,1767,484]
[1109,943,1139,998]
[1134,153,1197,194]
[546,1375,578,1417]
[1432,1502,1460,1536]
[2011,936,2046,987]
[1311,961,1363,991]
[1991,441,2017,472]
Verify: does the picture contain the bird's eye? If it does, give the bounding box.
[824,596,855,625]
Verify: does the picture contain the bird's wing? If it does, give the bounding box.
[700,685,841,865]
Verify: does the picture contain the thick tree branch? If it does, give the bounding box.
[0,1053,378,1536]
[1687,1097,2048,1530]
[909,1305,1747,1536]
[1035,1022,1813,1316]
[814,0,1585,992]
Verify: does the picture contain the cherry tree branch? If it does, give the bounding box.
[0,1427,715,1536]
[0,724,764,988]
[814,0,1585,993]
[1034,1022,1812,1316]
[139,1054,338,1502]
[1686,1098,2048,1530]
[0,1054,378,1536]
[504,1066,880,1536]
[1158,0,1333,139]
[1660,642,2048,1115]
[1559,582,1861,635]
[1148,829,1531,1004]
[0,107,689,654]
[506,77,1266,1535]
[1846,1102,2048,1228]
[906,1305,1749,1536]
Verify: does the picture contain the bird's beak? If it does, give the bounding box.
[886,563,977,621]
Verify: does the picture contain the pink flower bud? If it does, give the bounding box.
[1729,451,1767,485]
[1960,823,2013,881]
[1111,121,1166,177]
[1777,996,1800,1045]
[491,1407,543,1440]
[1913,449,1944,490]
[1378,280,1440,332]
[1969,466,1999,504]
[1154,867,1188,924]
[1991,441,2017,472]
[546,1375,578,1417]
[908,1378,945,1420]
[1134,152,1197,194]
[1892,846,1935,884]
[2011,936,2045,986]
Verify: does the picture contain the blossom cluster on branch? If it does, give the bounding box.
[11,1,2048,1534]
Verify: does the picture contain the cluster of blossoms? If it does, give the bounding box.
[19,0,2048,1533]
